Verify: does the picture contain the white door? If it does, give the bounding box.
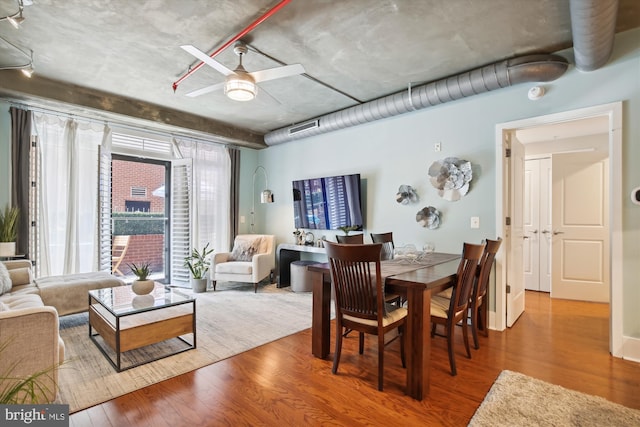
[551,152,610,302]
[524,158,552,292]
[539,158,552,293]
[524,159,540,290]
[506,132,526,327]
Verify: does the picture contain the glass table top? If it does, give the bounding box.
[89,283,194,316]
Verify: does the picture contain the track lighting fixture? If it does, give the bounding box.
[1,0,26,29]
[0,35,34,77]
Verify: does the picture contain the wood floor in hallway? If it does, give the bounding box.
[69,291,640,426]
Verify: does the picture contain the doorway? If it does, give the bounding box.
[111,155,169,283]
[494,102,623,356]
[521,124,610,301]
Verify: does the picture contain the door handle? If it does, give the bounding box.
[532,230,538,234]
[541,230,550,234]
[523,235,529,239]
[553,230,564,235]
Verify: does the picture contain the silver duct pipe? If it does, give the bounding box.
[265,54,568,145]
[569,0,618,72]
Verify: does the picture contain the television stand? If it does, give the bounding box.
[276,243,326,288]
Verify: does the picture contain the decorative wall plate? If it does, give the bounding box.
[416,206,440,229]
[396,184,419,204]
[428,157,473,201]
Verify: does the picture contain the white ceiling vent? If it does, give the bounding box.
[288,120,319,135]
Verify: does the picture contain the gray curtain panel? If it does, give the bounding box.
[10,107,31,258]
[227,147,240,250]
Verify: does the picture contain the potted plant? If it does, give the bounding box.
[184,243,214,293]
[127,262,155,295]
[337,225,361,236]
[0,205,19,257]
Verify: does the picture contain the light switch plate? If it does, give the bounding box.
[240,215,246,224]
[434,142,441,152]
[470,216,480,229]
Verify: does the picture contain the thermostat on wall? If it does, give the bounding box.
[632,187,640,205]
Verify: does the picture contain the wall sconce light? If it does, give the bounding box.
[251,166,274,232]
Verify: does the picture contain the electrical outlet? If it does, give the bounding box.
[434,142,441,152]
[470,216,480,229]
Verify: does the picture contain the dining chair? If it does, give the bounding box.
[470,237,502,349]
[324,241,407,391]
[338,232,401,313]
[336,234,364,244]
[430,242,484,376]
[435,238,502,350]
[370,232,394,261]
[111,235,130,276]
[336,231,402,321]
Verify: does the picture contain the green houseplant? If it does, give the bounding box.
[0,205,19,257]
[127,262,155,295]
[184,243,214,293]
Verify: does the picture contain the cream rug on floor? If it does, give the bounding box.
[56,283,312,413]
[469,370,640,426]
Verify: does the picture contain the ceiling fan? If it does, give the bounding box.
[180,41,305,101]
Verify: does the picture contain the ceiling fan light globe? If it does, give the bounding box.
[224,78,256,101]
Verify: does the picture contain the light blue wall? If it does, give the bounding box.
[253,28,640,336]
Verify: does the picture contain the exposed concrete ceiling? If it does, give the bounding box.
[0,0,639,149]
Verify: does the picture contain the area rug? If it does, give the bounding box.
[56,283,312,413]
[469,370,640,426]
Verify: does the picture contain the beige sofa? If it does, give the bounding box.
[0,260,124,403]
[212,234,276,292]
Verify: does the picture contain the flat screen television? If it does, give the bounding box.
[292,173,363,230]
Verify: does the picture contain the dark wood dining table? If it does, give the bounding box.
[308,254,460,401]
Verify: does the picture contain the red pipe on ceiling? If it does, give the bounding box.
[172,0,292,92]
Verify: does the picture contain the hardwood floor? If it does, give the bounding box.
[69,291,640,426]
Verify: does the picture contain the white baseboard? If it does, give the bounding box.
[621,336,640,363]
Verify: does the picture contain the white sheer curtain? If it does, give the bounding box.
[33,113,105,276]
[174,138,230,254]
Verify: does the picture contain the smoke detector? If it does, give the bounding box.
[528,86,545,100]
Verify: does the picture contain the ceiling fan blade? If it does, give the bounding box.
[180,45,235,77]
[250,63,305,83]
[185,82,225,98]
[255,84,282,105]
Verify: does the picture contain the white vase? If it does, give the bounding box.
[0,242,16,257]
[191,278,208,293]
[132,279,155,295]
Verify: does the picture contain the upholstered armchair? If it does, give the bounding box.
[212,234,276,292]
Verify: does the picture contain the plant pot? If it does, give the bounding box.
[0,242,16,257]
[132,279,155,295]
[191,278,208,293]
